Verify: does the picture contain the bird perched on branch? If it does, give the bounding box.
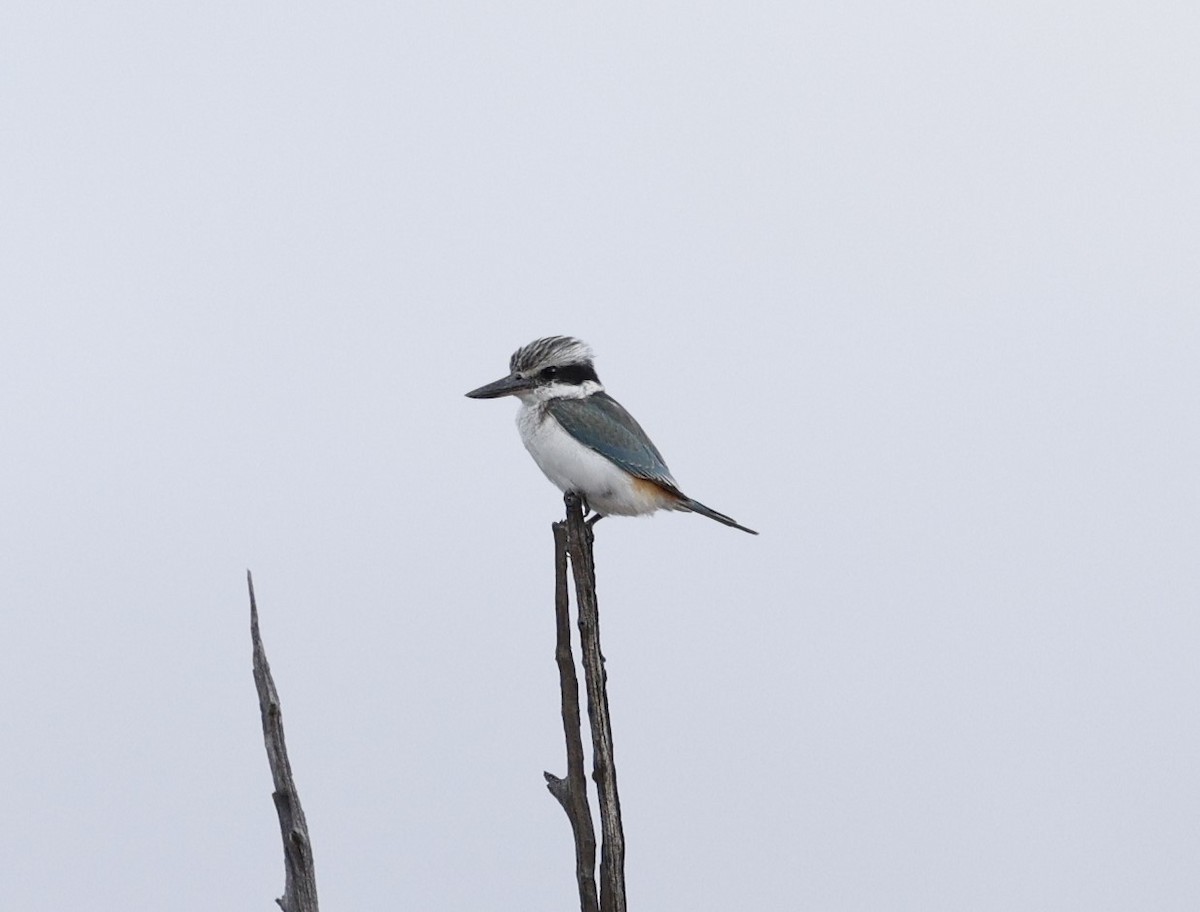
[466,336,757,534]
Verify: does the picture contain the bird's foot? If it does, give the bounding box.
[575,494,605,527]
[566,491,605,528]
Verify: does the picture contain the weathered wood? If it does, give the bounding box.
[563,494,627,912]
[248,571,320,912]
[545,521,600,912]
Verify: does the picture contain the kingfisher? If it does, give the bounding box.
[465,336,757,534]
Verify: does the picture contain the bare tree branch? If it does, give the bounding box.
[563,494,627,912]
[248,571,320,912]
[545,521,601,912]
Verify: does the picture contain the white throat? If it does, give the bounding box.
[514,379,604,404]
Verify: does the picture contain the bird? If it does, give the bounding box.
[465,336,757,534]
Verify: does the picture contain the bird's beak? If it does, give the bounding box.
[464,373,535,399]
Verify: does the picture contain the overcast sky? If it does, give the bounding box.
[2,2,1198,910]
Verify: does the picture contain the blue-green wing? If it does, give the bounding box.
[547,392,679,491]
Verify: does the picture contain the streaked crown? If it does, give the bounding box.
[509,336,596,375]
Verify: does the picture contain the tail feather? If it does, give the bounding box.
[678,496,758,535]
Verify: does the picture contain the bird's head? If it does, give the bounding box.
[465,336,603,403]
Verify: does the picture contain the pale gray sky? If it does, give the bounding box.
[2,2,1198,910]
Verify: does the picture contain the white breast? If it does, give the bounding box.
[515,403,675,517]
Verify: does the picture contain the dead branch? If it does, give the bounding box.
[248,571,320,912]
[545,520,601,912]
[563,493,627,912]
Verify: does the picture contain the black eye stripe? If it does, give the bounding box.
[541,363,600,385]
